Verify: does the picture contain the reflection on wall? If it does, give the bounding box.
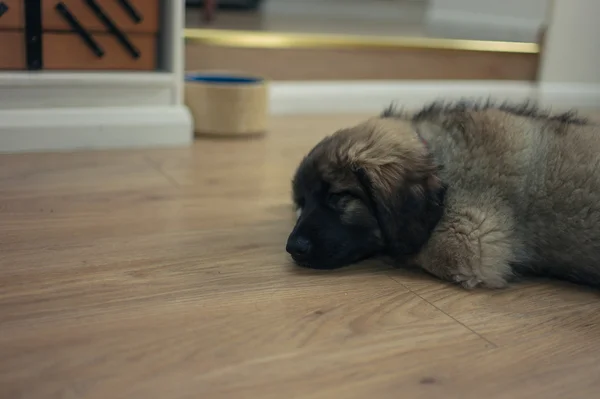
[426,0,550,42]
[186,0,549,43]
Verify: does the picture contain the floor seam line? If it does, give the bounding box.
[386,274,499,348]
[142,155,182,188]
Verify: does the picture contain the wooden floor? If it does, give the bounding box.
[2,114,600,399]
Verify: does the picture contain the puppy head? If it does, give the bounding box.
[286,117,446,269]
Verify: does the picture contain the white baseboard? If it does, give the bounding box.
[2,80,597,153]
[538,83,600,110]
[270,81,538,115]
[0,72,177,109]
[0,105,193,153]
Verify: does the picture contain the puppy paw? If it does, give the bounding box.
[452,273,483,289]
[451,269,508,290]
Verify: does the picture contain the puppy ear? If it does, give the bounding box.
[354,163,446,260]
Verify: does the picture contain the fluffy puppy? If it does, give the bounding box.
[286,100,600,289]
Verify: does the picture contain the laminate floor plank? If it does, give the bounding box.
[1,113,600,398]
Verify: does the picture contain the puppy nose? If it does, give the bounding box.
[286,236,312,259]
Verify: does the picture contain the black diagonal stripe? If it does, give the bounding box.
[116,0,143,24]
[55,2,104,58]
[0,2,9,18]
[84,0,140,59]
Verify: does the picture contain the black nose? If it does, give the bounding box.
[286,236,312,260]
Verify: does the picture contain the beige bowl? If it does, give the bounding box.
[184,71,269,137]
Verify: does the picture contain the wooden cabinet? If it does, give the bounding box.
[43,32,156,70]
[0,0,24,29]
[0,1,25,69]
[0,0,160,71]
[0,31,25,69]
[42,0,159,33]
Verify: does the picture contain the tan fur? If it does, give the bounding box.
[413,107,600,288]
[314,119,438,196]
[416,194,520,288]
[299,102,600,289]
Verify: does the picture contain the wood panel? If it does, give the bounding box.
[185,43,540,81]
[1,112,600,398]
[0,31,24,69]
[43,32,156,70]
[0,0,23,29]
[42,0,160,33]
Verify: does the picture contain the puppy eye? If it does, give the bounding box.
[328,193,344,203]
[327,192,349,207]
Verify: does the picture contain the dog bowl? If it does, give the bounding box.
[184,71,269,137]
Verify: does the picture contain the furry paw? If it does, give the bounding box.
[452,274,483,289]
[451,270,508,290]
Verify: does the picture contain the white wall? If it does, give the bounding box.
[263,0,427,23]
[539,0,600,84]
[425,0,550,42]
[537,0,600,107]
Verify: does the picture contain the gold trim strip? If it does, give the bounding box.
[184,28,539,54]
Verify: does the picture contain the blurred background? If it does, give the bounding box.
[186,0,548,41]
[0,0,597,150]
[183,0,551,82]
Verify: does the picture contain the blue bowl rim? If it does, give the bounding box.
[185,73,265,85]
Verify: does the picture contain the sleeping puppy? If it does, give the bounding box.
[286,100,600,289]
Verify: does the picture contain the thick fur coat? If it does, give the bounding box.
[286,100,600,289]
